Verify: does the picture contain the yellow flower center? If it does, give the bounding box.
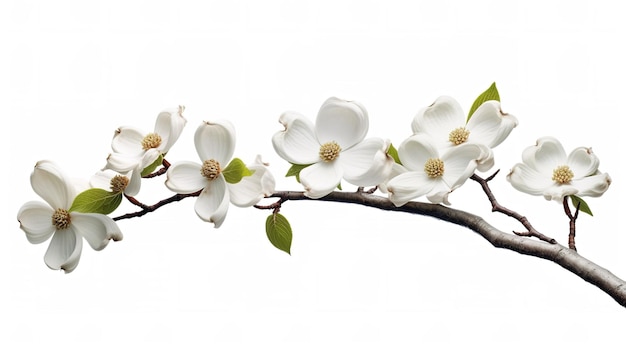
[110,175,130,193]
[424,158,445,178]
[449,127,470,145]
[52,208,71,230]
[141,133,162,150]
[201,159,222,181]
[552,165,574,184]
[319,141,341,162]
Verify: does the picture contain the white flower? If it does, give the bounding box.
[105,106,187,174]
[507,136,611,202]
[165,121,275,228]
[16,161,122,273]
[411,96,518,171]
[272,97,394,199]
[386,134,491,206]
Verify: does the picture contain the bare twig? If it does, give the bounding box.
[113,190,201,221]
[142,159,171,178]
[470,171,557,244]
[563,197,580,251]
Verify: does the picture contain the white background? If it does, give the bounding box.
[2,0,625,349]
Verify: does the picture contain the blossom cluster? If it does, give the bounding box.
[16,85,613,272]
[272,95,518,206]
[17,107,275,272]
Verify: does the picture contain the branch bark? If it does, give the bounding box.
[264,190,626,308]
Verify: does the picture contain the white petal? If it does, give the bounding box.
[299,161,342,199]
[105,152,143,173]
[542,184,579,202]
[229,156,276,207]
[411,96,465,142]
[572,172,611,198]
[475,147,495,173]
[31,160,75,209]
[17,201,55,244]
[397,134,439,172]
[440,143,485,189]
[378,163,408,194]
[425,182,454,206]
[271,111,320,165]
[506,163,554,196]
[154,106,187,153]
[568,147,600,178]
[165,161,207,194]
[521,137,567,174]
[44,228,83,273]
[111,126,145,155]
[315,97,369,150]
[387,171,435,207]
[90,169,117,190]
[341,138,393,186]
[195,176,230,228]
[124,167,142,197]
[466,101,518,148]
[194,120,236,165]
[71,212,122,250]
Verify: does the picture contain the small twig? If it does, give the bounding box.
[142,159,171,178]
[113,189,201,221]
[124,194,150,210]
[471,171,557,244]
[254,195,288,214]
[563,197,580,251]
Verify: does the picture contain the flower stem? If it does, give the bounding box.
[563,196,580,251]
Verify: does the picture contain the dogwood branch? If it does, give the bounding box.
[263,190,626,308]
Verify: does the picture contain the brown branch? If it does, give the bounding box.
[261,190,626,308]
[142,159,171,178]
[470,172,557,244]
[563,197,580,251]
[113,190,201,221]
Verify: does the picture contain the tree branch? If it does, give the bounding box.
[263,190,626,308]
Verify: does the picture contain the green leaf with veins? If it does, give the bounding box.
[69,188,123,215]
[388,143,402,165]
[467,82,500,122]
[266,213,292,255]
[222,158,255,184]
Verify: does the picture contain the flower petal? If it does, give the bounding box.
[341,138,393,186]
[315,97,369,150]
[440,143,485,189]
[386,171,435,207]
[378,163,408,194]
[31,160,75,209]
[411,96,465,145]
[194,120,236,165]
[229,156,276,207]
[572,172,611,198]
[194,176,230,228]
[165,161,206,194]
[466,101,518,148]
[17,201,55,244]
[397,134,439,172]
[71,212,122,251]
[272,111,320,165]
[299,161,342,199]
[521,136,567,174]
[111,126,145,155]
[568,147,600,178]
[506,163,555,196]
[44,228,82,273]
[124,167,142,197]
[155,106,187,153]
[105,152,143,173]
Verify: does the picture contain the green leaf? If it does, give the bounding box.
[570,195,593,216]
[337,182,342,191]
[286,163,312,183]
[141,154,164,177]
[388,143,402,165]
[265,213,292,255]
[222,158,255,184]
[69,188,123,215]
[467,82,500,122]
